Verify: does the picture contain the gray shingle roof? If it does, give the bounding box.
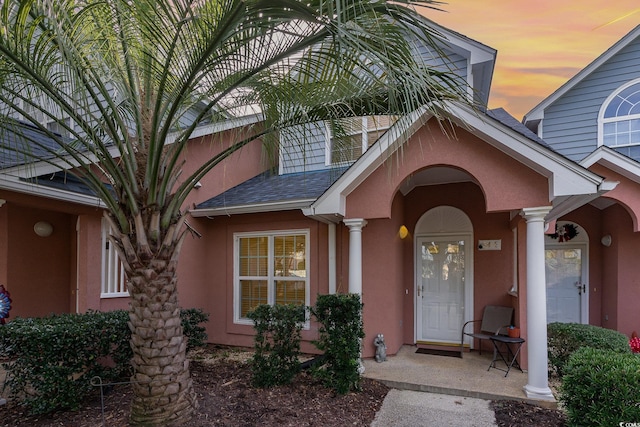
[196,167,348,211]
[196,109,560,214]
[0,121,64,170]
[3,110,561,209]
[486,108,552,149]
[21,172,98,196]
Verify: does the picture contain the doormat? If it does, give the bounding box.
[416,348,462,358]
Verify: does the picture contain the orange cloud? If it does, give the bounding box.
[420,0,639,119]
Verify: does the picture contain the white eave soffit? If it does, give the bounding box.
[0,174,104,207]
[581,146,640,185]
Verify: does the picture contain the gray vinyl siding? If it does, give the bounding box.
[541,37,640,162]
[278,46,468,174]
[414,43,468,82]
[280,122,327,174]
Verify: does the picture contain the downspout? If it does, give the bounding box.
[76,217,81,314]
[328,223,336,294]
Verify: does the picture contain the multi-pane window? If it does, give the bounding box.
[326,116,396,165]
[235,231,309,322]
[101,219,128,298]
[601,81,640,148]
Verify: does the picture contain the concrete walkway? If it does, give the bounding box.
[371,389,497,427]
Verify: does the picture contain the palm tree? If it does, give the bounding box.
[0,0,468,424]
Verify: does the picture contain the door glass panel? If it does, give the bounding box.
[419,240,465,342]
[545,248,582,323]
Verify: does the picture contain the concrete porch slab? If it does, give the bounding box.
[363,345,557,409]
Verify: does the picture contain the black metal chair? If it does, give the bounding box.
[460,305,514,358]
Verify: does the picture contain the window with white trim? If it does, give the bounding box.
[101,219,128,298]
[234,230,309,323]
[325,116,396,165]
[600,80,640,151]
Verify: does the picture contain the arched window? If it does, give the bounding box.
[599,80,640,153]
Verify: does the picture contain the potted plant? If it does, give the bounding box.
[508,325,520,338]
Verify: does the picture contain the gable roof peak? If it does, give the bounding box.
[523,24,640,125]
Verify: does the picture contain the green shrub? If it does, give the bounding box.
[560,347,640,426]
[310,293,364,394]
[0,310,132,414]
[247,304,305,387]
[547,322,630,376]
[180,307,209,351]
[0,307,209,414]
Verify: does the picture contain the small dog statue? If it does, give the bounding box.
[373,334,387,363]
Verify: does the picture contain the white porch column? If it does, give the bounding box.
[343,218,367,295]
[344,218,367,374]
[521,207,555,401]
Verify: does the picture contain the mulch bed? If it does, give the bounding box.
[0,346,388,427]
[491,400,567,427]
[1,345,567,426]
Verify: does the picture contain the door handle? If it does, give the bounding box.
[417,285,423,297]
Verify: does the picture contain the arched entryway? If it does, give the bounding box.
[414,206,474,345]
[545,221,589,324]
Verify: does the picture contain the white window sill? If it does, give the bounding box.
[100,293,129,299]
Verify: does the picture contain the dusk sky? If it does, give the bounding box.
[419,1,640,120]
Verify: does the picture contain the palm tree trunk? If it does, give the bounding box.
[127,262,198,425]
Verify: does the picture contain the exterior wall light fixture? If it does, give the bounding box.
[34,221,54,237]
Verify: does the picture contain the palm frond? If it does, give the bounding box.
[0,0,470,236]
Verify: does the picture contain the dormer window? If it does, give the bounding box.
[599,80,640,152]
[325,116,396,165]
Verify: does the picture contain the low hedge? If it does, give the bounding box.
[0,308,208,414]
[0,310,131,414]
[180,307,210,351]
[247,294,365,395]
[561,347,640,426]
[311,294,365,394]
[247,304,305,387]
[547,322,630,376]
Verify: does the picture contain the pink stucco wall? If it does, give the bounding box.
[346,120,549,220]
[173,131,269,315]
[360,192,406,356]
[0,191,103,318]
[348,118,552,359]
[590,163,640,232]
[599,203,640,336]
[192,210,329,353]
[5,116,640,360]
[613,211,640,337]
[0,130,268,321]
[582,162,640,336]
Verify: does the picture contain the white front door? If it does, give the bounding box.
[545,245,588,324]
[416,237,468,343]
